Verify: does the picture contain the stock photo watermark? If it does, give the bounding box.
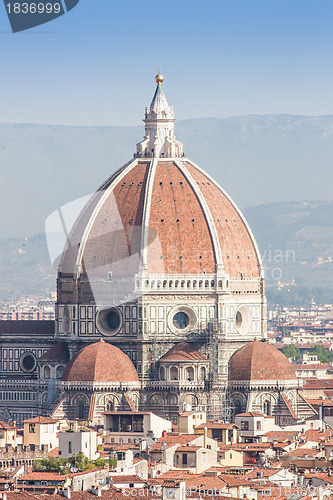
[262,245,296,281]
[122,484,333,498]
[3,0,80,33]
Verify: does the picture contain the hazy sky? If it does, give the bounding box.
[1,0,333,126]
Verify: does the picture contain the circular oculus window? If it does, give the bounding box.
[168,305,197,333]
[96,306,122,336]
[235,305,251,335]
[20,352,37,373]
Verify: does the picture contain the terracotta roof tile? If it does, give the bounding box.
[39,342,69,362]
[160,343,207,362]
[62,339,139,383]
[23,416,58,424]
[229,340,297,381]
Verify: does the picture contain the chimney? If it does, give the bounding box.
[162,430,167,438]
[90,486,102,497]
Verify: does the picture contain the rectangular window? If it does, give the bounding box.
[241,421,249,431]
[256,421,261,430]
[80,307,86,319]
[69,441,72,453]
[29,424,35,433]
[182,454,187,465]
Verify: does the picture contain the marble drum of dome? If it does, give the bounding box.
[54,70,266,342]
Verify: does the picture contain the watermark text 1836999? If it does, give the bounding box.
[3,0,80,33]
[6,2,62,14]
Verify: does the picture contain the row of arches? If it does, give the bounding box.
[138,278,228,291]
[41,365,65,380]
[159,365,207,382]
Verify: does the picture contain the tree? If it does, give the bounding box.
[282,344,301,360]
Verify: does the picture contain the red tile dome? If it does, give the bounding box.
[60,159,262,278]
[229,340,297,381]
[159,343,207,362]
[62,339,139,383]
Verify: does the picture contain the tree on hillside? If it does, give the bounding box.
[282,344,301,360]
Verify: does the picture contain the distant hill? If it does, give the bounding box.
[0,114,333,239]
[243,201,333,306]
[0,201,332,306]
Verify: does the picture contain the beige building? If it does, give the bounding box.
[235,412,280,443]
[59,429,98,460]
[218,446,243,466]
[23,416,59,450]
[194,421,238,446]
[175,445,218,473]
[103,410,172,444]
[0,420,20,448]
[178,411,207,433]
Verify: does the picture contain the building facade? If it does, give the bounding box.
[0,70,284,426]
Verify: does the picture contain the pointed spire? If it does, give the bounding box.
[136,69,183,159]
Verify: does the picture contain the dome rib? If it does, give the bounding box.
[174,160,223,272]
[140,158,158,272]
[74,158,140,272]
[185,159,264,278]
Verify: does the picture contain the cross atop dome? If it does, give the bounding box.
[155,67,164,86]
[136,69,183,158]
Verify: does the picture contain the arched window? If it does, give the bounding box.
[263,400,271,416]
[78,402,85,420]
[56,366,64,379]
[234,400,242,416]
[186,367,194,381]
[169,394,178,405]
[150,394,161,406]
[160,366,165,381]
[44,366,50,379]
[170,366,179,380]
[199,366,206,381]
